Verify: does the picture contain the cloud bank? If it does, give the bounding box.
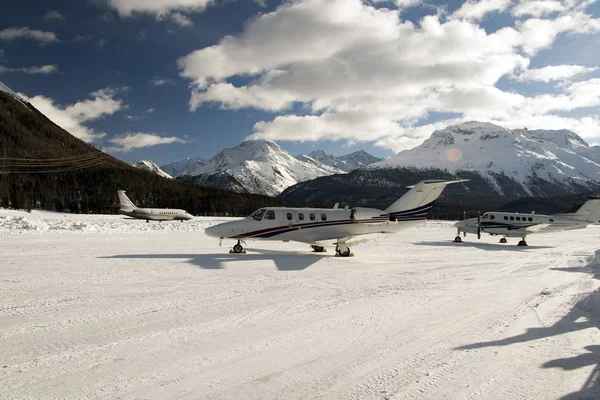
[177,0,600,152]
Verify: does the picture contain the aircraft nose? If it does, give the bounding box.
[205,224,221,238]
[455,220,465,228]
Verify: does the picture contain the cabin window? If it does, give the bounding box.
[286,212,293,221]
[298,213,304,221]
[265,210,275,220]
[504,216,507,220]
[248,209,266,221]
[510,216,514,220]
[321,213,327,221]
[549,218,554,222]
[490,215,495,220]
[310,213,316,221]
[528,217,533,221]
[516,217,521,221]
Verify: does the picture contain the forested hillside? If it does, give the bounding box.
[0,91,294,215]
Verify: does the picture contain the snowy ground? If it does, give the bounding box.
[1,210,600,399]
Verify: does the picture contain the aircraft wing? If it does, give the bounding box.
[524,223,551,233]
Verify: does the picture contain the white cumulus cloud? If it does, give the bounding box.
[20,88,126,142]
[44,10,66,21]
[452,0,512,21]
[0,64,59,74]
[0,27,59,43]
[171,12,193,26]
[178,0,600,152]
[108,133,187,152]
[107,0,212,16]
[512,0,564,17]
[514,65,598,82]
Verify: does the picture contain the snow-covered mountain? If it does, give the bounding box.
[372,121,600,196]
[132,160,172,179]
[0,80,30,108]
[298,150,383,172]
[281,122,600,209]
[180,140,344,196]
[160,157,207,177]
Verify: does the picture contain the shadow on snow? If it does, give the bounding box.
[457,249,600,399]
[417,241,553,251]
[100,248,329,271]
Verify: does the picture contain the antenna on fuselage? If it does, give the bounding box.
[333,203,339,209]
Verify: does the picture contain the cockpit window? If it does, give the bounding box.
[265,210,275,220]
[482,215,488,219]
[248,209,266,221]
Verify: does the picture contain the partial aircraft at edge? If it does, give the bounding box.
[117,190,193,222]
[454,197,600,246]
[205,179,466,257]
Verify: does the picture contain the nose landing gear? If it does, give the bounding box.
[229,240,247,254]
[454,228,463,243]
[499,237,507,244]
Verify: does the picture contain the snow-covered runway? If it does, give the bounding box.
[1,211,599,399]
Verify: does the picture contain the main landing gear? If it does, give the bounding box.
[517,239,528,246]
[335,243,354,257]
[311,245,327,253]
[499,237,507,244]
[229,240,247,254]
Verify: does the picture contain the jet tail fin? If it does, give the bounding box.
[117,190,137,210]
[572,197,600,223]
[385,179,468,220]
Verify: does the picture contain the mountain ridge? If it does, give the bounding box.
[280,122,600,211]
[172,140,346,196]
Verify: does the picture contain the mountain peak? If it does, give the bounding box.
[132,160,172,179]
[372,121,598,196]
[186,140,343,196]
[307,149,328,158]
[299,149,382,172]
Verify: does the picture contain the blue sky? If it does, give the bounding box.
[1,0,599,165]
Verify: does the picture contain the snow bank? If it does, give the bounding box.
[0,210,455,235]
[0,210,235,235]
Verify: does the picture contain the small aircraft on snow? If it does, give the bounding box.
[453,197,600,246]
[205,179,466,256]
[117,190,193,222]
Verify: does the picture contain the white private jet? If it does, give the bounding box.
[453,197,600,246]
[117,190,194,222]
[205,179,466,256]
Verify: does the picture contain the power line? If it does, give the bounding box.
[0,151,123,174]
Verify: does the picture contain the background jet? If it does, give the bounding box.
[117,190,193,222]
[454,197,600,246]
